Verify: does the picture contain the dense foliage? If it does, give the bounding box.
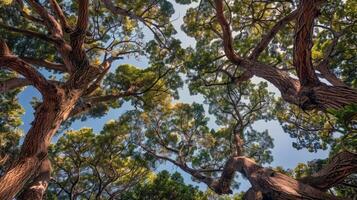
[0,0,356,199]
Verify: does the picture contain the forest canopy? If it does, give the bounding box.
[0,0,356,199]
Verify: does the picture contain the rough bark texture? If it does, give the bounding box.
[17,159,52,200]
[214,0,357,110]
[0,88,80,200]
[299,151,357,191]
[293,0,321,87]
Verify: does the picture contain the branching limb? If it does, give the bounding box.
[70,0,89,61]
[0,40,55,97]
[0,23,57,44]
[20,56,67,72]
[0,78,30,93]
[49,0,71,32]
[299,151,357,191]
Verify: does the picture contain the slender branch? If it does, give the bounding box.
[20,57,67,72]
[0,23,57,44]
[49,0,71,32]
[249,9,298,60]
[26,0,63,38]
[315,34,347,87]
[214,0,242,64]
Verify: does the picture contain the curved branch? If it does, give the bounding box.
[299,151,357,191]
[214,0,242,64]
[0,78,30,93]
[20,57,67,72]
[0,40,54,97]
[0,23,57,44]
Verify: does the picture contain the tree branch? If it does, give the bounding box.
[315,34,347,87]
[0,23,57,44]
[299,151,357,191]
[49,0,71,32]
[0,78,30,93]
[293,0,321,87]
[26,0,63,38]
[214,0,242,64]
[249,9,298,60]
[70,0,89,59]
[0,40,54,97]
[20,56,67,72]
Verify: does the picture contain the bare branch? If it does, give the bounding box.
[249,10,298,60]
[0,78,30,93]
[21,57,67,72]
[49,0,71,32]
[0,23,57,44]
[0,40,54,97]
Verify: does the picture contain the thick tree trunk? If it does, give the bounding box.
[0,89,79,200]
[17,159,51,200]
[210,151,356,200]
[229,157,340,200]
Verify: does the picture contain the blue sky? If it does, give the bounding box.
[17,0,329,194]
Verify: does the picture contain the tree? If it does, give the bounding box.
[0,0,182,199]
[183,0,357,110]
[120,170,206,200]
[119,81,356,199]
[0,0,356,199]
[46,124,150,200]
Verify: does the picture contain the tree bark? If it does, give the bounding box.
[17,159,52,200]
[299,151,357,191]
[0,88,80,200]
[214,0,357,111]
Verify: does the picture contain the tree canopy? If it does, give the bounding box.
[0,0,356,199]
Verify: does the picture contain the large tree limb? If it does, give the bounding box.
[0,41,55,97]
[293,0,321,87]
[300,151,357,191]
[70,0,89,62]
[0,78,30,93]
[214,0,357,110]
[17,159,52,200]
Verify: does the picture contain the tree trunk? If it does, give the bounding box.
[17,159,51,200]
[0,89,79,200]
[236,157,340,200]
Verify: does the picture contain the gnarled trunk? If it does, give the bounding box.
[0,89,79,200]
